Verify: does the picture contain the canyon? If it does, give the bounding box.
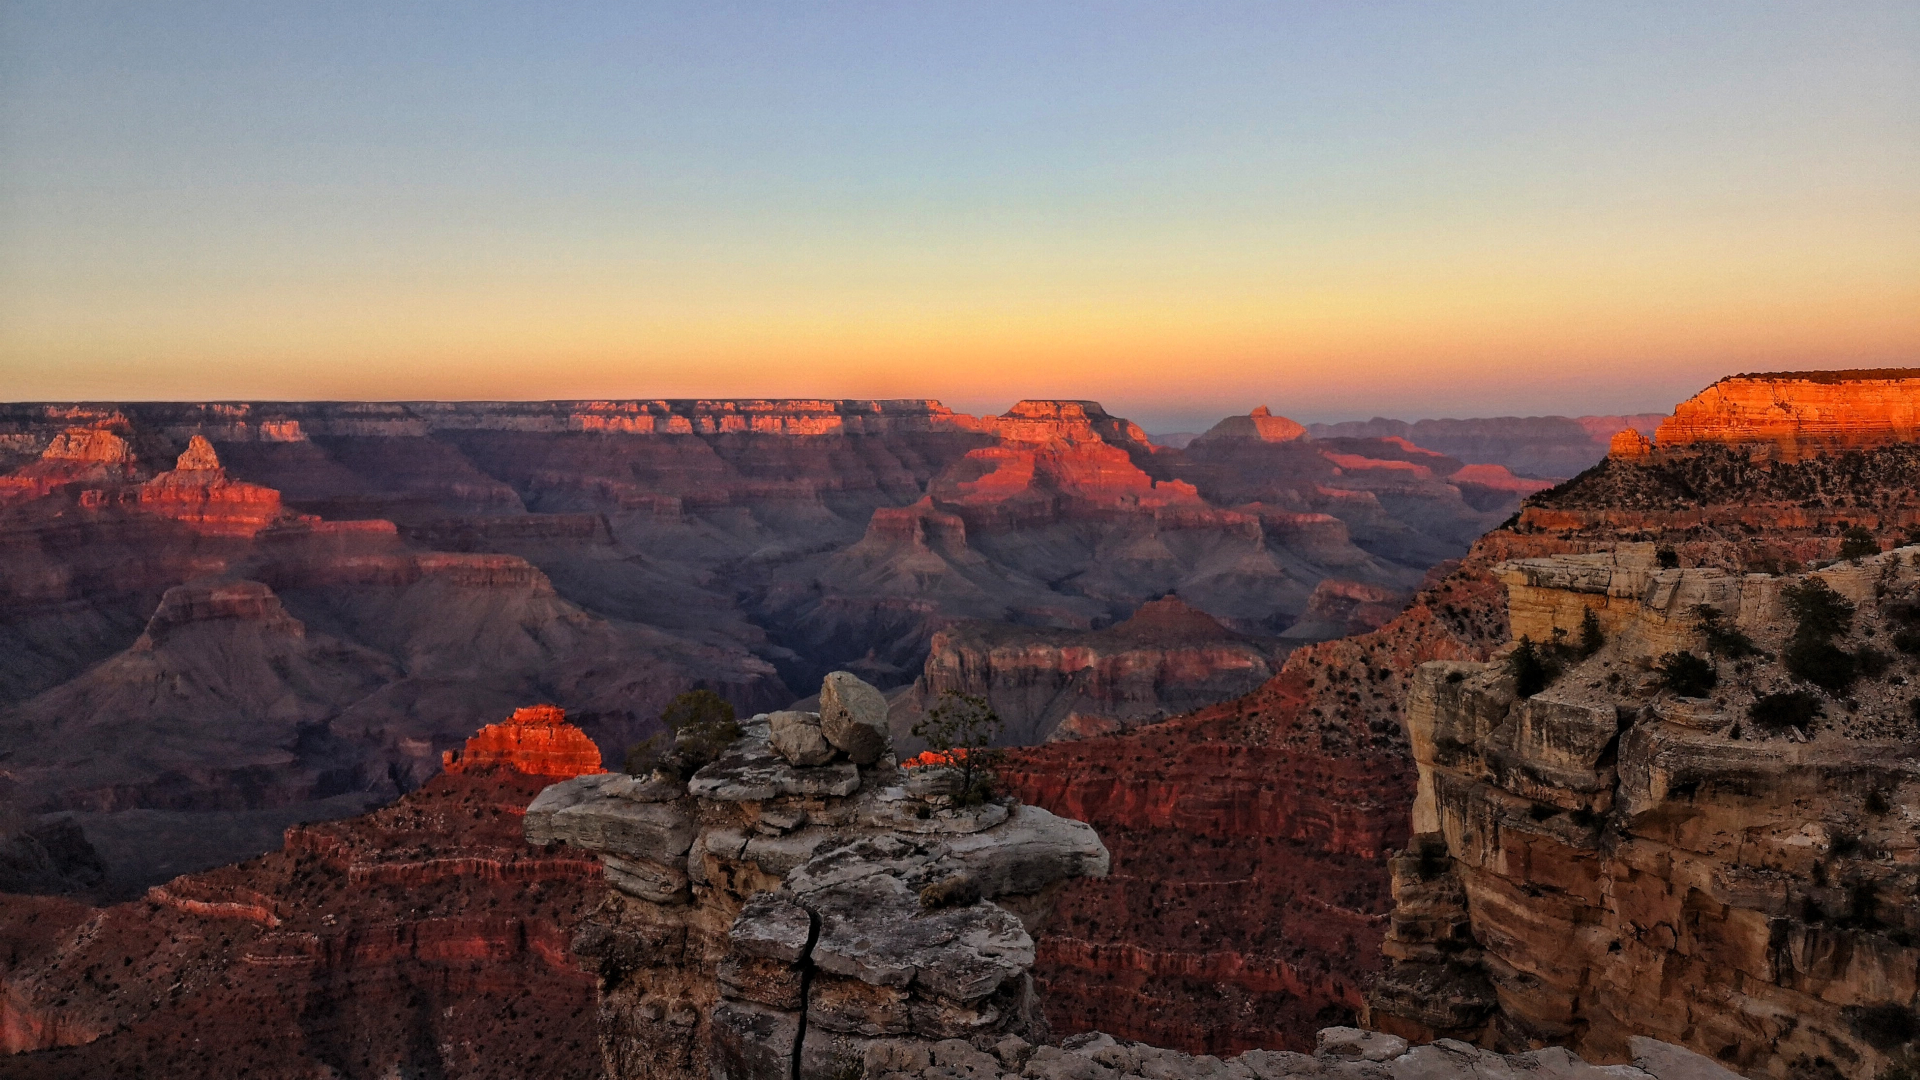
[13,369,1920,1078]
[0,707,610,1077]
[1308,414,1667,480]
[0,398,1538,891]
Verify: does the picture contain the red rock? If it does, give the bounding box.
[0,766,603,1076]
[1606,428,1653,460]
[442,704,607,779]
[1654,368,1920,459]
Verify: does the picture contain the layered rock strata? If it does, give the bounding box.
[443,703,609,778]
[0,725,608,1076]
[1370,539,1920,1076]
[1654,369,1920,460]
[527,671,1111,1080]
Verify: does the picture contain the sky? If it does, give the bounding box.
[1,2,1916,432]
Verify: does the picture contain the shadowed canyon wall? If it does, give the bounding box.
[0,399,1535,890]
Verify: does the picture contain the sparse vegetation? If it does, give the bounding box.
[1656,547,1679,569]
[1579,607,1605,657]
[910,691,1006,805]
[1507,636,1555,698]
[1655,651,1717,698]
[1749,690,1823,735]
[625,689,740,777]
[1692,604,1758,659]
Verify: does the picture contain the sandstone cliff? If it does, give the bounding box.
[1654,369,1920,460]
[1364,372,1920,1079]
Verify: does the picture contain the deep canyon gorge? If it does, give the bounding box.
[11,375,1920,1079]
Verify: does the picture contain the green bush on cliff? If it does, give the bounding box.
[1839,525,1880,561]
[625,689,740,777]
[911,691,1005,806]
[1782,579,1859,693]
[1655,651,1717,698]
[1507,636,1555,698]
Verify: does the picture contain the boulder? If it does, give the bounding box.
[820,671,891,765]
[770,710,835,766]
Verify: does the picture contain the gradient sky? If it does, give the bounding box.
[2,2,1916,431]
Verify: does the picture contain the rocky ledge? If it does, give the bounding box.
[835,1025,1738,1080]
[526,670,1111,1080]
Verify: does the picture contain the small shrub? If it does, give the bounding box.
[1692,605,1758,658]
[1655,651,1717,698]
[1749,691,1823,734]
[1783,578,1856,642]
[918,873,982,910]
[1892,628,1920,655]
[1858,646,1894,679]
[1579,608,1606,657]
[627,689,740,776]
[1657,547,1679,570]
[911,691,1006,805]
[1840,526,1880,561]
[1507,636,1555,698]
[1786,637,1857,693]
[1846,1002,1920,1052]
[1866,788,1892,815]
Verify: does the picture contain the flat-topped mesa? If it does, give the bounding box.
[987,401,1152,447]
[1191,405,1310,444]
[443,704,607,779]
[1651,368,1920,460]
[526,670,1110,1080]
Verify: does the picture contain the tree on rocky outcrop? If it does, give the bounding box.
[911,691,1005,805]
[1507,636,1554,698]
[1783,579,1859,692]
[1579,607,1606,657]
[1840,525,1881,561]
[626,689,741,777]
[1655,651,1717,698]
[1691,604,1758,659]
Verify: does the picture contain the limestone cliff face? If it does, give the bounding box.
[528,671,1109,1080]
[1654,369,1920,460]
[1373,545,1920,1078]
[1367,377,1920,1079]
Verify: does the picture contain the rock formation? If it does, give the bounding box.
[1363,371,1920,1079]
[0,397,1536,911]
[443,703,609,779]
[527,670,1110,1080]
[0,710,608,1076]
[1654,368,1920,460]
[896,597,1296,746]
[861,1026,1740,1080]
[1308,415,1667,480]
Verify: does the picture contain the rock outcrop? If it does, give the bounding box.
[1654,369,1920,460]
[860,1027,1740,1080]
[897,597,1296,746]
[527,671,1110,1080]
[443,703,609,779]
[1366,372,1920,1079]
[1372,542,1920,1078]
